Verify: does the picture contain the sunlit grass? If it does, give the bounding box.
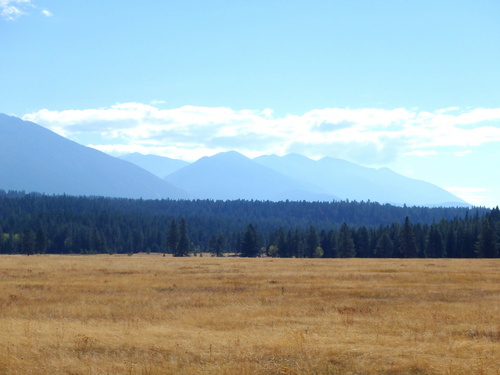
[0,255,498,374]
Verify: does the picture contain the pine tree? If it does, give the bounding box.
[290,229,304,258]
[176,218,190,257]
[400,217,418,258]
[276,227,289,258]
[446,229,459,258]
[390,222,403,257]
[425,225,445,258]
[21,228,35,255]
[167,220,179,255]
[375,232,393,258]
[338,223,356,257]
[355,226,370,257]
[321,229,337,258]
[305,226,319,258]
[241,224,259,257]
[475,217,497,258]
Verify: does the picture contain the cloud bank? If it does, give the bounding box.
[23,103,500,164]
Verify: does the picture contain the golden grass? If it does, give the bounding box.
[0,255,498,375]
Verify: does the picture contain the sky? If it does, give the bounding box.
[1,0,499,207]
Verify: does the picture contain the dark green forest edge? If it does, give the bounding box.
[0,190,498,258]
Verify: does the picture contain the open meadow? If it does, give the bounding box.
[0,255,498,375]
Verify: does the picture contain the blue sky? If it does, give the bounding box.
[2,0,499,207]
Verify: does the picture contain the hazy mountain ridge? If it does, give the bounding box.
[254,154,467,207]
[140,149,467,206]
[1,114,468,206]
[164,151,338,201]
[0,114,190,199]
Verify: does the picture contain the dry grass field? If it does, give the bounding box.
[0,255,498,375]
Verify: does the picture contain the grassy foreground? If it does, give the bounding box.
[0,255,498,375]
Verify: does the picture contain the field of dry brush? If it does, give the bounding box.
[0,255,498,374]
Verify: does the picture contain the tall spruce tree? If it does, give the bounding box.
[321,229,337,258]
[355,226,370,258]
[425,225,445,258]
[291,229,305,258]
[167,219,179,255]
[276,227,289,258]
[446,229,459,258]
[375,232,394,258]
[21,228,35,255]
[241,224,259,257]
[176,218,190,257]
[475,217,497,258]
[338,223,356,257]
[305,226,320,258]
[400,217,418,258]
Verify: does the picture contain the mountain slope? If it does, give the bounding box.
[0,114,190,199]
[254,154,468,207]
[121,153,189,178]
[164,151,337,201]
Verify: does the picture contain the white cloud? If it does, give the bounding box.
[0,0,29,20]
[1,0,29,18]
[23,103,500,164]
[0,0,51,20]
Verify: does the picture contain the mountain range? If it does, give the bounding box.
[121,151,468,206]
[159,151,467,206]
[1,113,468,206]
[0,114,190,199]
[254,154,465,207]
[163,151,336,201]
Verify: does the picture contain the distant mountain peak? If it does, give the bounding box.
[255,152,468,207]
[209,150,248,160]
[165,150,337,201]
[0,114,190,199]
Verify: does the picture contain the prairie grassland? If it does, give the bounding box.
[0,255,498,375]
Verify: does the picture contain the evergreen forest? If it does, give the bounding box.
[0,190,498,258]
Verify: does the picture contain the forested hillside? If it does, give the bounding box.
[0,191,497,258]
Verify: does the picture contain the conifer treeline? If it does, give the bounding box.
[0,191,498,258]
